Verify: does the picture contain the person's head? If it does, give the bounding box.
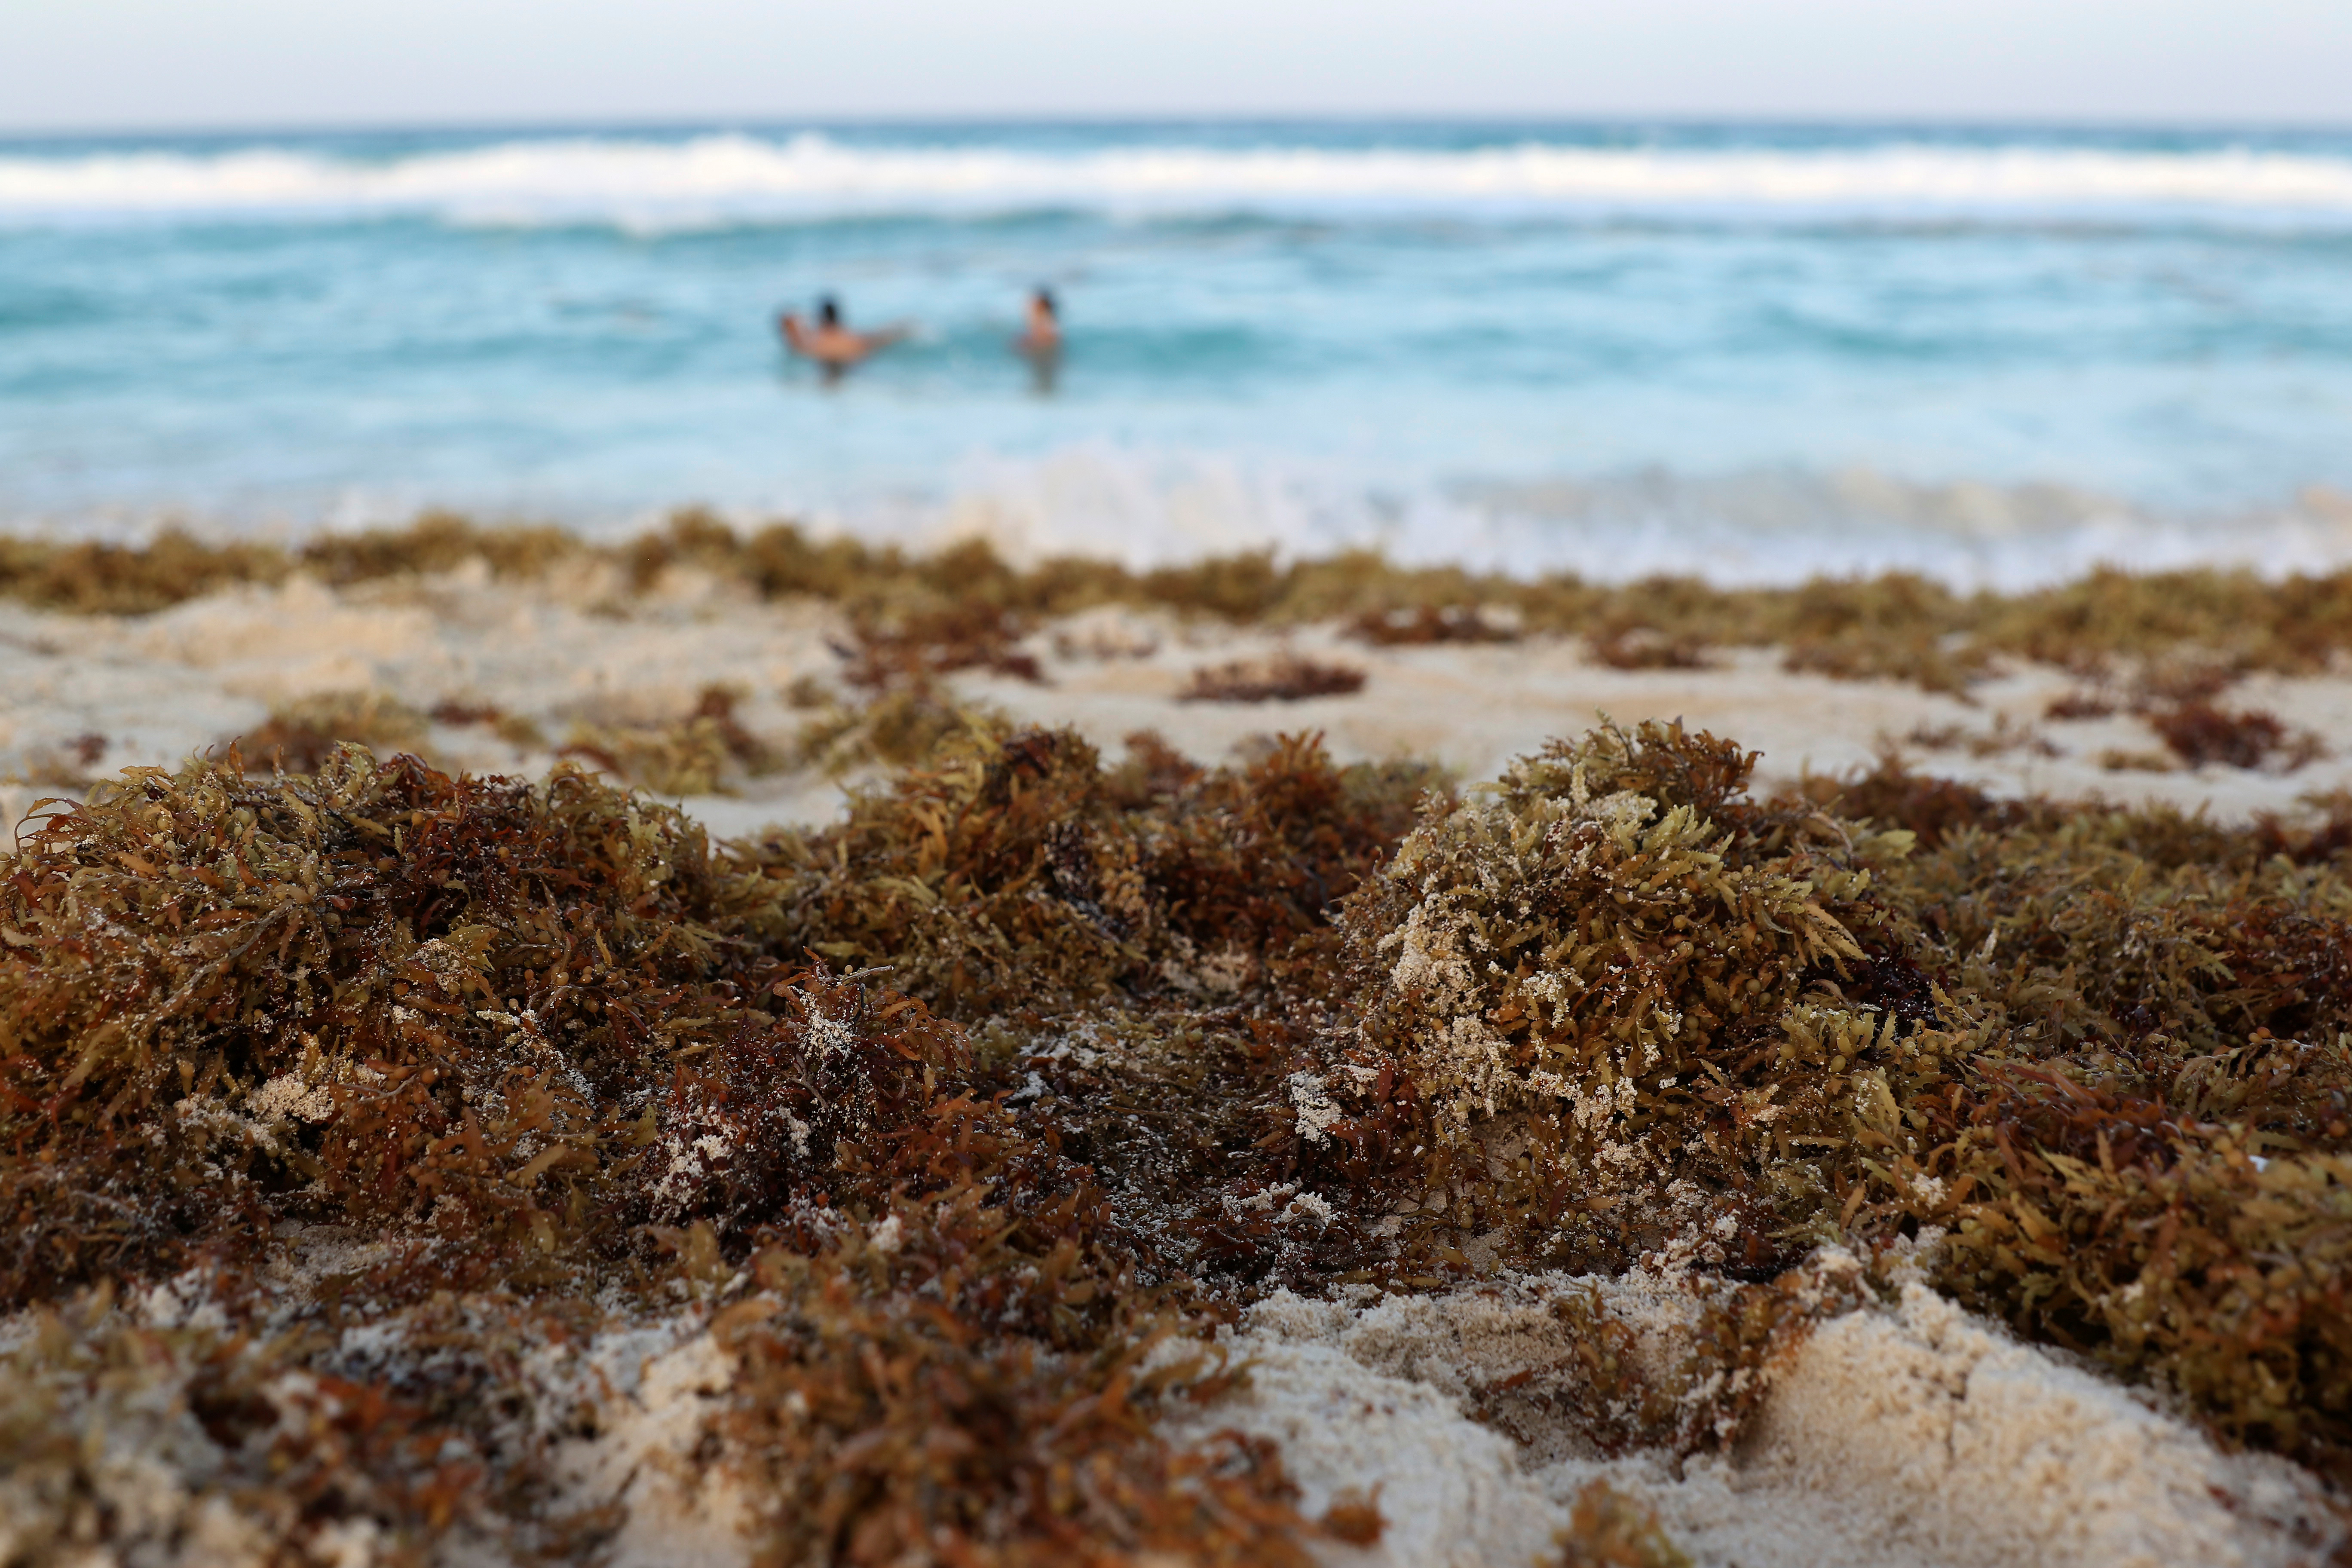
[1032,288,1057,318]
[818,296,841,328]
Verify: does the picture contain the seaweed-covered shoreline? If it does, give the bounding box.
[14,509,2352,693]
[9,511,2352,833]
[6,520,2352,1566]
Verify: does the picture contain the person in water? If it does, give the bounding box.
[1016,287,1061,392]
[778,296,910,381]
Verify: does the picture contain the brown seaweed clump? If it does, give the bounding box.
[233,689,434,774]
[0,530,292,615]
[1179,655,1368,703]
[1551,1480,1691,1568]
[14,711,2352,1564]
[1324,720,1921,1274]
[758,720,1439,1018]
[1293,719,2352,1478]
[0,730,1436,1566]
[1583,624,1712,671]
[0,746,779,1301]
[2149,699,2326,771]
[560,685,784,796]
[1349,603,1519,646]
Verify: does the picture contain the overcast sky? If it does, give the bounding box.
[2,0,2346,133]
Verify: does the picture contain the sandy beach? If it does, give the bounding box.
[9,556,2352,839]
[6,546,2351,1568]
[9,27,2352,1558]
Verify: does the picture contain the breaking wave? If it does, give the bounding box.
[9,132,2352,227]
[878,453,2352,591]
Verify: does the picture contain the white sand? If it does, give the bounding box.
[1166,1263,2344,1568]
[34,1263,2333,1568]
[541,1321,760,1568]
[7,565,2352,838]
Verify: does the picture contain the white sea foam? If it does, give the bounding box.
[15,453,2352,592]
[9,133,2352,227]
[868,448,2352,592]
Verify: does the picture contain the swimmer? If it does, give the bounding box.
[1018,288,1061,355]
[778,296,910,381]
[1016,287,1061,393]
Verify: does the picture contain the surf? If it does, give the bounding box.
[9,128,2352,227]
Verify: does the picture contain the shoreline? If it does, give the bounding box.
[9,515,2352,837]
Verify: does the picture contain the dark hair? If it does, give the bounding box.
[1033,288,1057,317]
[818,296,841,328]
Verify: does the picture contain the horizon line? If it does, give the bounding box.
[6,109,2352,144]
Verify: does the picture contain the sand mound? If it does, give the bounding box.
[1167,1267,2342,1568]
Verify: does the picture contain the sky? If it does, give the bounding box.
[1,0,2347,132]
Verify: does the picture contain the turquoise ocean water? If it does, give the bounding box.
[4,120,2352,585]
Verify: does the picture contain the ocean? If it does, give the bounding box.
[3,119,2352,586]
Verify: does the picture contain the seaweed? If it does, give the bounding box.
[0,745,782,1300]
[1551,1480,1690,1568]
[297,512,582,588]
[7,731,110,790]
[838,601,1047,690]
[0,723,1452,1563]
[560,686,783,796]
[431,700,547,750]
[1903,714,2061,760]
[1788,750,2039,850]
[0,739,1379,1562]
[2046,688,2120,721]
[2150,700,2325,771]
[1292,719,2352,1476]
[756,720,1437,1018]
[1585,625,1712,671]
[234,690,434,774]
[21,517,2352,703]
[0,530,291,614]
[1178,655,1367,703]
[18,698,2352,1557]
[0,1288,504,1568]
[1349,603,1519,646]
[1896,1065,2352,1464]
[1773,573,1983,695]
[792,684,996,775]
[1323,719,1916,1274]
